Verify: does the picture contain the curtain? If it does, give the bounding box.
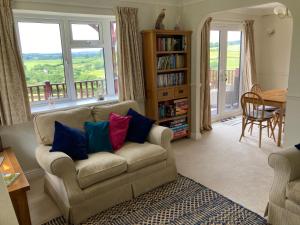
[199,17,213,133]
[0,0,31,126]
[243,20,257,92]
[116,7,145,101]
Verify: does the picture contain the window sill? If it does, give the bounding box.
[31,96,119,115]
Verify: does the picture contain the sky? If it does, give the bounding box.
[210,30,241,44]
[18,22,100,54]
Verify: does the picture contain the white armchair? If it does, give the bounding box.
[268,147,300,225]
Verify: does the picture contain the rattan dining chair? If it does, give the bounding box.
[251,84,278,112]
[250,84,263,94]
[239,92,276,148]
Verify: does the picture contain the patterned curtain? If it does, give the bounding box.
[116,7,145,101]
[243,20,257,92]
[199,17,213,133]
[0,0,31,126]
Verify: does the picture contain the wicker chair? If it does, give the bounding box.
[239,92,276,148]
[251,84,278,112]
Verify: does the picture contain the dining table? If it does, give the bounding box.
[260,89,287,147]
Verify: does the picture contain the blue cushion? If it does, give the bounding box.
[295,144,300,150]
[84,121,113,153]
[51,121,88,160]
[126,108,155,143]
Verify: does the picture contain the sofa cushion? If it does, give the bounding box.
[126,108,155,144]
[34,107,93,145]
[84,121,113,153]
[92,100,140,122]
[286,179,300,205]
[75,152,127,189]
[51,121,88,160]
[115,142,167,172]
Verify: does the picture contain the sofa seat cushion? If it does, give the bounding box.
[286,179,300,205]
[115,142,167,172]
[75,152,127,189]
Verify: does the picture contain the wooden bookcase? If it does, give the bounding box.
[141,30,192,140]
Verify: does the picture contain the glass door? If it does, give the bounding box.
[210,24,243,120]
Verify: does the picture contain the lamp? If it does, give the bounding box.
[274,5,290,18]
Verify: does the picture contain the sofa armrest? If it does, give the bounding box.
[268,147,300,206]
[147,125,173,150]
[35,145,76,177]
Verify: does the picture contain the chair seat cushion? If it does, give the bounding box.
[115,142,167,172]
[286,179,300,205]
[247,110,274,120]
[258,105,279,112]
[75,152,127,189]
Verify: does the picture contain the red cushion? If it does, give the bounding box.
[109,112,132,151]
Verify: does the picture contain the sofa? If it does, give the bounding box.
[268,147,300,225]
[34,100,177,224]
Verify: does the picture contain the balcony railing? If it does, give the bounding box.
[209,69,240,90]
[27,78,118,103]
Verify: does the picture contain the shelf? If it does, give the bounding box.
[158,114,188,123]
[157,68,188,73]
[156,51,186,55]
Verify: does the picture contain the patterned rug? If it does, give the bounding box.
[43,175,267,225]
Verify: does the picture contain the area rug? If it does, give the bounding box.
[221,116,242,126]
[43,175,267,225]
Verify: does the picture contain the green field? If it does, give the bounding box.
[210,43,241,70]
[23,51,105,86]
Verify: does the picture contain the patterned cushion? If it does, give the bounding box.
[286,179,300,205]
[115,142,167,172]
[75,152,127,189]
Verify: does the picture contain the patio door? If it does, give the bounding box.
[209,24,243,121]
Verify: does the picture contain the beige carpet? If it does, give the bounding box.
[27,120,282,225]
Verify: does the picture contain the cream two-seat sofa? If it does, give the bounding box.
[34,101,177,224]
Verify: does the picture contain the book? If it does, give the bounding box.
[1,173,20,187]
[156,37,185,51]
[0,156,4,166]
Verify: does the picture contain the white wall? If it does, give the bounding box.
[181,0,300,146]
[256,15,293,90]
[0,0,181,173]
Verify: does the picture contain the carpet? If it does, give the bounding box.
[43,175,267,225]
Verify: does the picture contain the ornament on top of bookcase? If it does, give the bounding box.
[174,16,182,30]
[155,9,166,30]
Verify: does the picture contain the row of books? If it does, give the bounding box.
[174,98,188,116]
[156,37,186,51]
[158,103,176,119]
[166,118,189,139]
[157,73,185,87]
[157,55,185,70]
[158,98,188,119]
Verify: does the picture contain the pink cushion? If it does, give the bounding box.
[109,112,132,151]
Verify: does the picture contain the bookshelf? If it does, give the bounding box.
[141,30,192,140]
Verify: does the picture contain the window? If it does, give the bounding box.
[15,15,117,106]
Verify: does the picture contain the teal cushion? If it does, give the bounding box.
[84,121,113,153]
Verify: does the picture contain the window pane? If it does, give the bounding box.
[110,21,118,95]
[225,31,242,112]
[71,24,100,40]
[18,22,67,103]
[71,48,106,99]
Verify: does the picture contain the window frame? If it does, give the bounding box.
[14,13,117,107]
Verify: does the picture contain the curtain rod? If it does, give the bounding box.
[212,19,246,24]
